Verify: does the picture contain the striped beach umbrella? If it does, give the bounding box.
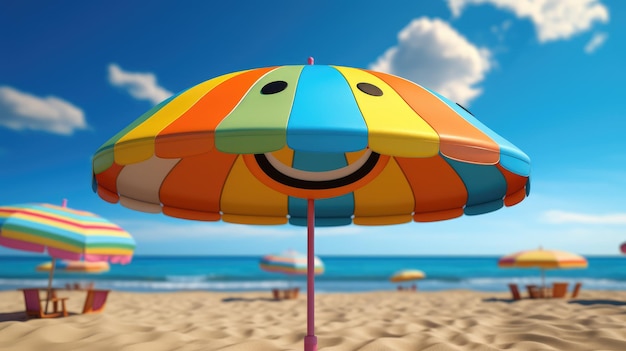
[260,250,324,275]
[36,260,111,273]
[0,201,134,311]
[498,248,587,288]
[389,269,425,283]
[91,59,531,350]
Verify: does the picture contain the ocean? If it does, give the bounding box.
[1,255,626,293]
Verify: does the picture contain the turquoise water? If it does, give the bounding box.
[1,255,625,293]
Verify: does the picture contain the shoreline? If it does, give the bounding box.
[2,289,626,350]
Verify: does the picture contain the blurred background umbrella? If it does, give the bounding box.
[91,59,531,350]
[36,260,110,273]
[260,249,324,296]
[390,269,425,291]
[0,200,135,312]
[498,247,588,288]
[620,242,626,254]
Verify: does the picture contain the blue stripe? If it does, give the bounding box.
[445,158,507,210]
[287,65,368,153]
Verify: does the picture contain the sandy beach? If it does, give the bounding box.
[1,289,626,351]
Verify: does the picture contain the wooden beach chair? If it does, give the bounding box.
[82,289,110,314]
[508,283,522,300]
[21,288,68,318]
[551,282,569,298]
[526,285,543,299]
[571,282,582,298]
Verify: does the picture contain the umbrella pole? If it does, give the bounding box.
[304,198,317,351]
[44,257,56,313]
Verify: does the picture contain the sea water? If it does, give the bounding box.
[1,255,625,293]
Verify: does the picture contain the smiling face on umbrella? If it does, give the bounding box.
[92,64,530,224]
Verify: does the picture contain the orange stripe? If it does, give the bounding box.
[368,70,499,164]
[155,67,277,158]
[94,162,124,202]
[160,150,237,218]
[395,156,468,215]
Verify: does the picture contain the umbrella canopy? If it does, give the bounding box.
[498,248,587,288]
[498,249,588,269]
[91,60,531,351]
[620,242,626,254]
[0,202,134,312]
[36,260,110,273]
[389,269,425,283]
[260,250,324,275]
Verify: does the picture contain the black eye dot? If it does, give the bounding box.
[357,82,383,96]
[261,81,288,94]
[456,103,474,116]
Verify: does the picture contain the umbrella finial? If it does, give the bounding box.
[62,199,68,208]
[307,57,314,65]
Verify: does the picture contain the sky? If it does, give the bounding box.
[0,0,624,257]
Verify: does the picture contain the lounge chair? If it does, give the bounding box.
[551,282,569,298]
[508,283,521,300]
[571,282,582,298]
[21,288,68,318]
[82,289,110,314]
[526,285,543,299]
[272,288,281,300]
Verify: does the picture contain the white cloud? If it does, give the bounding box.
[0,86,87,135]
[543,210,626,224]
[370,17,492,105]
[448,0,609,43]
[108,63,172,105]
[584,32,608,53]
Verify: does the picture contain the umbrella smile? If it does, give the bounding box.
[253,149,381,190]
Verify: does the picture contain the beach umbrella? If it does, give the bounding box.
[260,250,323,295]
[620,242,626,254]
[91,58,531,350]
[389,269,425,283]
[36,260,110,273]
[260,249,324,275]
[0,201,135,312]
[498,248,587,288]
[390,269,425,291]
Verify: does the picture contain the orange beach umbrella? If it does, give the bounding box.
[498,248,587,287]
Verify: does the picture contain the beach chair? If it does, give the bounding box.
[21,288,68,318]
[551,282,569,298]
[82,289,110,314]
[272,288,281,300]
[526,285,543,299]
[571,282,582,298]
[507,283,521,300]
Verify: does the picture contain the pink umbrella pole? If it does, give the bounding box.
[304,198,317,351]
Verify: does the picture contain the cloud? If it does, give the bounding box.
[0,86,87,135]
[370,17,491,105]
[448,0,609,43]
[584,32,608,53]
[108,63,173,105]
[543,210,626,224]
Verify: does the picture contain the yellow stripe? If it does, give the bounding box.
[333,66,439,157]
[221,154,288,220]
[352,155,414,221]
[115,70,247,165]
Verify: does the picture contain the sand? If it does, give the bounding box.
[1,288,626,351]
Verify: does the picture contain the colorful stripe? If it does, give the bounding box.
[390,269,426,282]
[0,204,135,263]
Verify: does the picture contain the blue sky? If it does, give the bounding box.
[1,0,624,256]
